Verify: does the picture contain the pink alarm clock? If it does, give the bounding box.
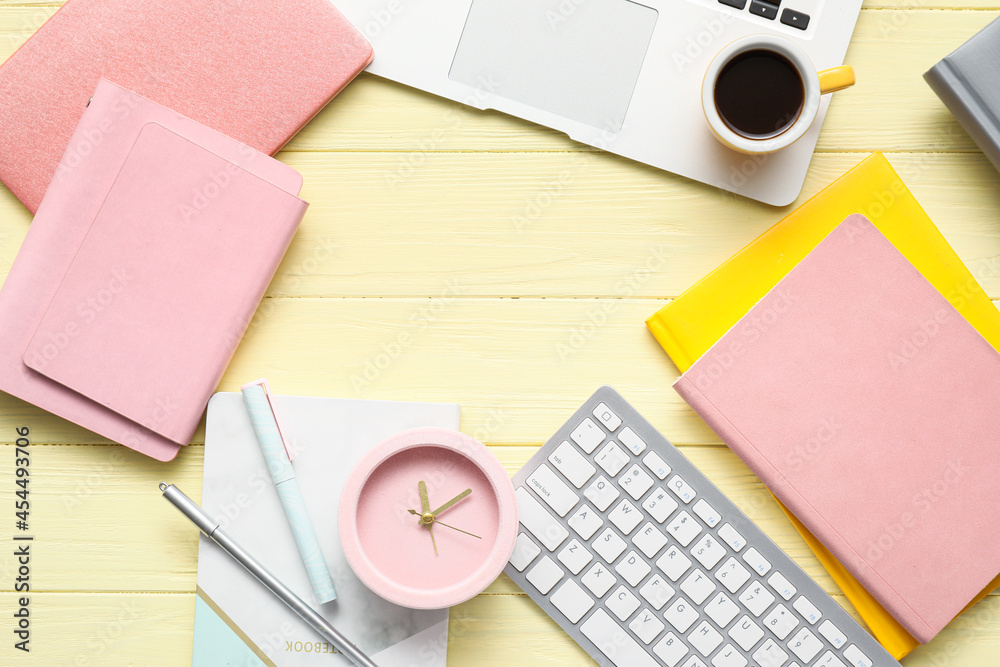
[339,427,518,609]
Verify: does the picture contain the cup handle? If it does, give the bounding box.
[817,65,855,94]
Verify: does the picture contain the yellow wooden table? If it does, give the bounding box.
[2,1,1000,664]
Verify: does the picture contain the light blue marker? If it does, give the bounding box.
[241,379,337,603]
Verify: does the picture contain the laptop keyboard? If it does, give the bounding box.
[718,0,811,30]
[505,386,900,667]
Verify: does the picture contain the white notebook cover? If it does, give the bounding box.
[193,392,460,666]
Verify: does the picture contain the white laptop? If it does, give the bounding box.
[337,0,863,206]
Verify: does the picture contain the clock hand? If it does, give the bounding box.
[417,482,438,555]
[429,488,472,518]
[418,480,431,514]
[434,520,482,540]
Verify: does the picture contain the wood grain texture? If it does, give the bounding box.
[1,0,1000,664]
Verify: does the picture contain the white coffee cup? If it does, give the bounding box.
[703,34,855,155]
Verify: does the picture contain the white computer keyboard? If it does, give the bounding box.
[504,386,900,667]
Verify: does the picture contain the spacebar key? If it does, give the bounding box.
[581,609,659,667]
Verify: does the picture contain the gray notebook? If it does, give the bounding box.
[925,17,1000,174]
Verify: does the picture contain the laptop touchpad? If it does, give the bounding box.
[449,0,657,134]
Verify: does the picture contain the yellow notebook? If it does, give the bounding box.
[646,153,1000,659]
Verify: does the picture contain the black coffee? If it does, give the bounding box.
[714,49,804,139]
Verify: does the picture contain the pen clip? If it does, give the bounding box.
[242,378,295,461]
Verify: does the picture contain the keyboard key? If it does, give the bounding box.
[656,545,692,581]
[550,579,594,624]
[516,487,569,550]
[738,582,775,617]
[764,603,798,640]
[594,527,628,563]
[693,499,721,528]
[705,592,740,628]
[818,619,847,649]
[668,474,696,503]
[792,595,821,624]
[633,521,669,558]
[592,402,622,431]
[629,608,665,644]
[749,0,779,20]
[526,556,564,594]
[787,627,823,663]
[528,463,579,517]
[607,585,641,620]
[596,441,630,477]
[571,417,605,453]
[653,631,689,667]
[690,620,723,656]
[711,644,748,667]
[742,547,771,575]
[581,608,660,667]
[581,561,617,597]
[642,450,671,479]
[584,475,620,511]
[780,8,810,30]
[666,510,702,546]
[609,498,643,534]
[557,538,593,575]
[568,503,603,540]
[620,464,654,500]
[548,441,596,488]
[680,568,717,605]
[509,532,541,571]
[767,571,796,600]
[844,644,873,667]
[618,426,646,455]
[753,638,789,667]
[715,557,752,593]
[718,0,747,9]
[664,596,699,633]
[815,652,846,667]
[729,615,765,651]
[642,486,678,523]
[718,523,746,551]
[691,533,727,569]
[639,573,675,610]
[615,550,652,587]
[682,655,709,667]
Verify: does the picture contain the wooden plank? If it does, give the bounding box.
[0,592,194,665]
[4,152,1000,298]
[0,294,999,448]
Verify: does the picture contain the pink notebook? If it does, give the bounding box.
[674,214,1000,644]
[0,0,372,212]
[0,81,308,461]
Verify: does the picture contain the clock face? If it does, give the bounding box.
[340,428,518,609]
[355,446,500,590]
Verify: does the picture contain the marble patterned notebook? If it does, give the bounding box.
[194,392,459,667]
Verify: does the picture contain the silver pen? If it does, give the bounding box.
[159,483,379,667]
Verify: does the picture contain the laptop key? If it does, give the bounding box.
[749,0,779,20]
[781,8,810,30]
[718,0,748,8]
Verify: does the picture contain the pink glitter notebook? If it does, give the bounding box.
[0,0,372,212]
[674,215,1000,643]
